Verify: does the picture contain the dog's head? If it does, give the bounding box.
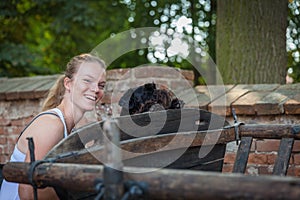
[119,83,184,115]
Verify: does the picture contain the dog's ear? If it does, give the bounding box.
[144,83,156,92]
[119,88,135,109]
[170,98,185,109]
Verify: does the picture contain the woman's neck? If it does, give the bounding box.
[56,103,83,133]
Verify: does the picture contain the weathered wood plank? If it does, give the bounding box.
[44,124,300,166]
[47,129,233,165]
[123,145,226,171]
[273,138,294,176]
[46,108,228,159]
[3,162,300,200]
[232,137,253,173]
[239,124,300,139]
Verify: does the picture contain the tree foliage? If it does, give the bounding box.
[0,0,130,77]
[0,0,299,84]
[287,0,300,82]
[0,0,216,80]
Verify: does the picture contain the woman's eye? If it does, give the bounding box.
[98,84,105,89]
[83,79,91,83]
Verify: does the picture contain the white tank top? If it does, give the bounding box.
[0,108,68,200]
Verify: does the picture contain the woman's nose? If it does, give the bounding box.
[91,83,99,92]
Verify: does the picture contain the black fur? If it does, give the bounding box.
[119,83,184,115]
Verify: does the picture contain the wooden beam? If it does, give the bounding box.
[239,124,300,139]
[43,124,300,165]
[3,162,300,200]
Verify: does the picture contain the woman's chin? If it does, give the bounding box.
[83,104,96,112]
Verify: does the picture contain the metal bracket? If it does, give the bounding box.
[94,178,147,200]
[231,108,244,145]
[121,180,148,200]
[94,179,105,200]
[26,137,39,200]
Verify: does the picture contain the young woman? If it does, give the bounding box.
[0,53,106,200]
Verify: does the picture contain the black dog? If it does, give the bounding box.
[119,83,184,115]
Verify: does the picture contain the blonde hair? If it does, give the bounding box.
[42,53,106,111]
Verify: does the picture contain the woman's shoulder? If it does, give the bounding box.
[25,110,64,134]
[17,109,65,154]
[36,111,63,126]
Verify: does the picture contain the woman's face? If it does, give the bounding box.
[69,61,106,112]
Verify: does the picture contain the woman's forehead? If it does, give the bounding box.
[77,61,105,77]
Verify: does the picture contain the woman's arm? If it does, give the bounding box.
[18,115,64,200]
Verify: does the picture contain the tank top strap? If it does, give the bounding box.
[50,108,68,138]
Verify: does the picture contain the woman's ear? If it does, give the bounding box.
[64,77,72,92]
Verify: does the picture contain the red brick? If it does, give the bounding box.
[23,116,34,125]
[293,140,300,152]
[248,153,268,164]
[250,139,256,151]
[134,66,183,79]
[0,155,9,164]
[293,166,300,177]
[11,118,26,126]
[0,137,7,145]
[107,68,129,80]
[170,80,193,90]
[222,164,233,173]
[245,165,258,175]
[153,67,181,79]
[258,166,273,175]
[3,126,23,135]
[180,70,194,81]
[7,136,18,145]
[293,153,300,165]
[287,166,300,177]
[256,139,280,152]
[0,117,11,126]
[3,145,13,155]
[134,66,154,78]
[152,80,169,89]
[266,153,277,165]
[224,152,236,164]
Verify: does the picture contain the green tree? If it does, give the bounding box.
[0,0,217,82]
[287,0,300,82]
[0,0,130,77]
[0,0,299,86]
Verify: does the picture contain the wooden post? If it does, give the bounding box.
[232,137,252,173]
[103,119,124,200]
[273,138,294,176]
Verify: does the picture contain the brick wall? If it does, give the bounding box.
[223,139,300,176]
[0,66,194,163]
[0,66,300,177]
